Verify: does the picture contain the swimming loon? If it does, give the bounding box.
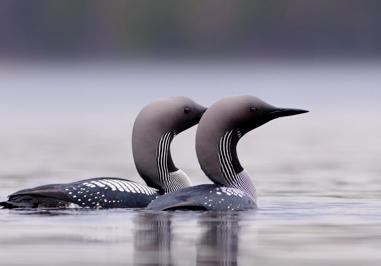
[0,97,206,209]
[147,95,308,211]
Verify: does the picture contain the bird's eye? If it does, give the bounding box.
[250,106,258,112]
[184,107,192,114]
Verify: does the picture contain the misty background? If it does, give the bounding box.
[1,0,381,58]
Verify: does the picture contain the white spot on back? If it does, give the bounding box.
[106,180,125,192]
[116,181,131,192]
[99,180,117,191]
[123,182,137,193]
[129,182,143,193]
[91,180,106,187]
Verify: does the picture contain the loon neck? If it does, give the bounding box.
[219,129,244,174]
[156,132,191,193]
[197,127,256,199]
[218,128,256,198]
[133,130,191,193]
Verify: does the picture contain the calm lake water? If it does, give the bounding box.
[0,61,380,265]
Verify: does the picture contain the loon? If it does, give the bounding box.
[0,97,206,209]
[147,95,308,211]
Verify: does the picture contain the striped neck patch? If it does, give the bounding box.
[218,129,256,199]
[157,132,174,192]
[156,132,190,193]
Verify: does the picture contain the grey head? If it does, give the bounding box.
[133,96,206,194]
[196,95,308,198]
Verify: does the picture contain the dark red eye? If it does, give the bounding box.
[250,107,258,112]
[184,107,192,114]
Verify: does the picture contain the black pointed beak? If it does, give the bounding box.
[268,108,309,119]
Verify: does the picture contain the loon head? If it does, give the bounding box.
[196,95,307,193]
[133,96,207,193]
[200,95,308,137]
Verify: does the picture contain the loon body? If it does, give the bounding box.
[147,95,307,211]
[0,97,206,209]
[1,177,158,209]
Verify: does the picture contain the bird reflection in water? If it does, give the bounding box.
[196,212,240,266]
[133,212,173,266]
[133,211,241,266]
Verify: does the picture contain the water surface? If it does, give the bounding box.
[0,61,380,265]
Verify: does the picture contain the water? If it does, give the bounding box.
[0,61,380,265]
[1,199,381,266]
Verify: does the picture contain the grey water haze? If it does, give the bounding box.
[1,61,381,265]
